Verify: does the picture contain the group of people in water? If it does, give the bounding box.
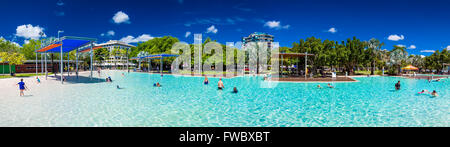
[395,80,439,97]
[16,71,443,98]
[204,76,238,93]
[317,83,335,89]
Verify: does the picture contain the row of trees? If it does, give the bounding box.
[278,37,449,75]
[126,36,449,75]
[1,35,449,75]
[0,38,26,74]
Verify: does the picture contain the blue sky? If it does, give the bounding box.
[1,0,449,56]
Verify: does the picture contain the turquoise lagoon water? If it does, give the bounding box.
[0,71,448,127]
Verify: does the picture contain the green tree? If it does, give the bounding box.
[388,45,408,75]
[94,48,109,66]
[0,52,26,74]
[366,38,385,75]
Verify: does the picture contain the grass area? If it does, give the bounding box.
[0,73,53,79]
[354,70,383,75]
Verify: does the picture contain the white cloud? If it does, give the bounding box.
[12,42,21,47]
[112,11,130,24]
[407,45,416,49]
[24,40,30,44]
[397,44,406,48]
[119,34,154,43]
[206,25,218,34]
[420,50,435,53]
[101,30,115,37]
[388,34,405,41]
[328,27,337,33]
[420,55,426,58]
[265,21,280,28]
[107,30,115,36]
[446,45,450,50]
[16,24,46,40]
[264,21,290,30]
[185,31,191,38]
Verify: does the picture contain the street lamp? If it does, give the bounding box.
[39,31,47,79]
[57,30,64,41]
[58,30,64,84]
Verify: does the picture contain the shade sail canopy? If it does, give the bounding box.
[36,36,96,53]
[402,65,419,70]
[79,46,103,53]
[131,54,179,60]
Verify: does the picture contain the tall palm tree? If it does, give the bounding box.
[137,51,149,70]
[366,38,385,75]
[110,47,123,69]
[389,45,408,75]
[408,55,424,68]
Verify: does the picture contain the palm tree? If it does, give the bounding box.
[137,51,149,70]
[110,47,123,69]
[388,45,408,75]
[408,55,424,69]
[366,38,385,75]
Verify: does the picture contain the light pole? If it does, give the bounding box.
[58,30,64,84]
[39,32,47,80]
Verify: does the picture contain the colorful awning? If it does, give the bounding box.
[36,36,96,53]
[402,65,419,70]
[79,46,103,53]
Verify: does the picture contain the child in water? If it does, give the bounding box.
[232,87,238,93]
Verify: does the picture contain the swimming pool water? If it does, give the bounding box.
[0,71,448,127]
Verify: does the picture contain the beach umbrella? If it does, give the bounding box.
[402,65,419,71]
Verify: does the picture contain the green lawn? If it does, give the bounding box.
[354,70,383,75]
[0,73,53,79]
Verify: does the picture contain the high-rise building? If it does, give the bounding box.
[242,32,274,48]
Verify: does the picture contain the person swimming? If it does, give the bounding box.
[218,78,224,90]
[327,83,334,88]
[395,81,401,90]
[418,90,427,94]
[204,76,209,85]
[154,83,161,87]
[429,90,438,97]
[232,87,238,93]
[117,85,122,89]
[317,85,322,89]
[108,76,112,82]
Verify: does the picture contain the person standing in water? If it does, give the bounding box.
[204,76,209,85]
[16,79,28,96]
[395,81,401,90]
[218,78,225,90]
[232,87,238,93]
